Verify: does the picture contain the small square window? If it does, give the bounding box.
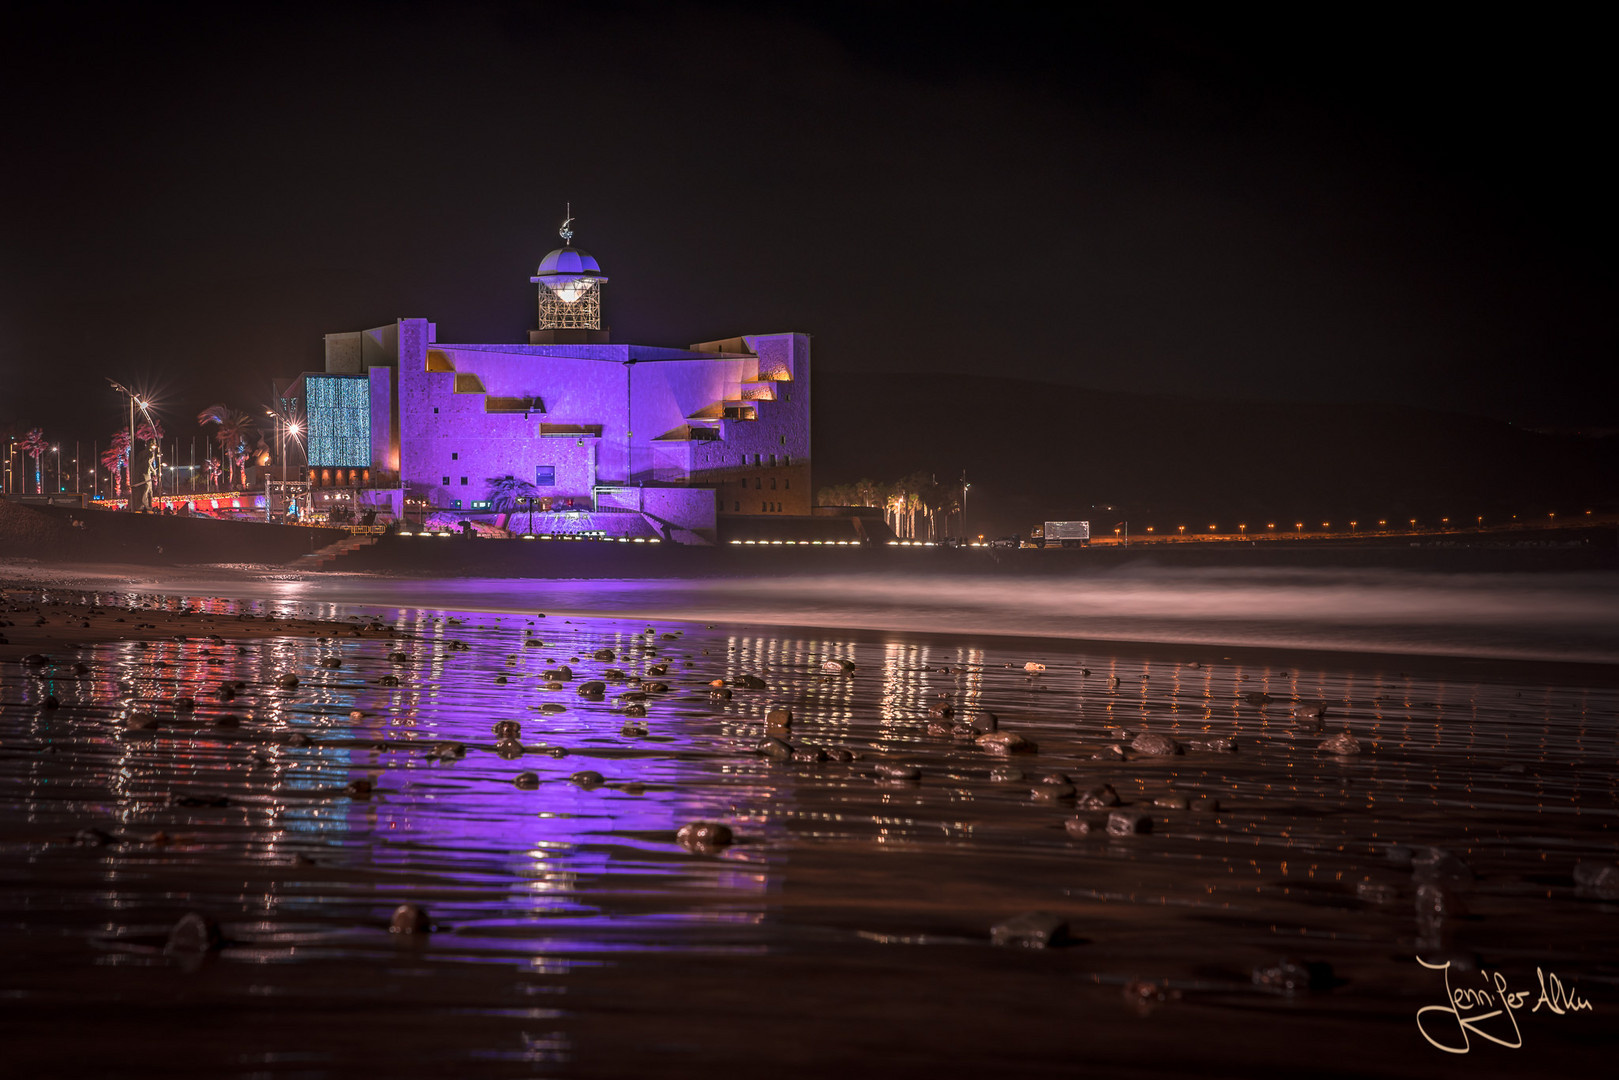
[451,452,458,460]
[442,476,450,486]
[779,435,786,446]
[460,476,468,485]
[433,407,439,414]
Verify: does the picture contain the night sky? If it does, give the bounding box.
[3,2,1611,446]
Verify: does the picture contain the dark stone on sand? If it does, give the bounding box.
[389,903,430,935]
[378,675,401,687]
[318,656,342,668]
[734,674,767,690]
[976,730,1036,755]
[166,912,223,954]
[125,711,159,731]
[645,681,669,693]
[1077,784,1120,809]
[1095,744,1127,761]
[544,666,574,681]
[524,639,543,647]
[493,720,521,740]
[765,707,793,732]
[990,765,1025,782]
[622,703,647,719]
[215,683,236,701]
[541,703,566,715]
[577,681,606,698]
[388,651,409,663]
[214,714,241,730]
[41,695,59,710]
[494,675,508,684]
[826,747,855,763]
[821,658,856,673]
[513,771,540,789]
[969,711,999,734]
[1243,692,1274,707]
[756,736,794,760]
[593,648,615,661]
[990,911,1069,948]
[1065,816,1107,837]
[287,732,313,747]
[875,762,920,780]
[1205,738,1237,753]
[1320,732,1362,755]
[75,827,115,847]
[22,653,51,666]
[346,779,373,797]
[676,821,734,853]
[1153,794,1191,810]
[278,673,299,689]
[570,770,604,787]
[1031,782,1076,801]
[1106,810,1153,836]
[1252,958,1333,995]
[792,746,828,763]
[603,668,628,680]
[928,702,954,721]
[496,740,525,759]
[1131,732,1181,756]
[621,720,648,737]
[710,687,733,701]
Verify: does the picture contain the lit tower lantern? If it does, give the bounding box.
[530,206,609,338]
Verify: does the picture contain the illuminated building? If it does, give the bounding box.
[279,216,810,543]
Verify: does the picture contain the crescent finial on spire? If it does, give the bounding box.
[559,202,574,245]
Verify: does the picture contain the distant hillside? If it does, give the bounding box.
[811,373,1619,538]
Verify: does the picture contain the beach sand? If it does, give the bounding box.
[1,568,1615,1077]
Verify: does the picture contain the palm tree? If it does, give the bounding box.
[100,432,131,499]
[486,475,539,532]
[19,428,46,494]
[197,405,258,488]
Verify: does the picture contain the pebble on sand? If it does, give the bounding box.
[1106,810,1153,836]
[676,821,734,853]
[513,771,540,789]
[756,736,794,760]
[165,912,223,954]
[1131,732,1182,756]
[765,707,793,732]
[1251,958,1333,996]
[976,730,1037,755]
[1076,784,1120,809]
[389,903,430,935]
[990,911,1069,948]
[1319,732,1362,756]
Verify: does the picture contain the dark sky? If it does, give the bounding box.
[3,1,1612,448]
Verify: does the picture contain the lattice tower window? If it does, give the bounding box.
[538,281,602,329]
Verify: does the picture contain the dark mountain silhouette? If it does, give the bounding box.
[812,373,1618,538]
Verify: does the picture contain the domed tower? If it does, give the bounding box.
[529,206,610,344]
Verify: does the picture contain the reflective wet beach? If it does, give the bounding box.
[2,585,1617,1077]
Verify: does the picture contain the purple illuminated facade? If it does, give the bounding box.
[284,240,811,543]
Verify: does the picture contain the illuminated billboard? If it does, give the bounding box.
[307,375,371,468]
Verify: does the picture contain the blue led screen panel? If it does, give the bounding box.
[307,376,371,468]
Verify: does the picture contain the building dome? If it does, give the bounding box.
[531,246,608,304]
[533,246,604,278]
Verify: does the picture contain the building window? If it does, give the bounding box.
[769,454,777,467]
[460,476,468,485]
[451,452,458,460]
[761,502,766,512]
[784,479,790,489]
[433,407,439,414]
[753,454,760,465]
[770,478,777,490]
[442,476,450,486]
[780,435,787,445]
[755,477,761,489]
[733,501,739,512]
[783,455,790,466]
[536,465,555,485]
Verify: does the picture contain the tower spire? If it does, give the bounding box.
[559,203,574,246]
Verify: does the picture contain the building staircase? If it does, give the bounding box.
[290,532,379,570]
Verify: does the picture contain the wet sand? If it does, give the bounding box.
[1,572,1616,1077]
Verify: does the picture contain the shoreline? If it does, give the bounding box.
[4,562,1617,687]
